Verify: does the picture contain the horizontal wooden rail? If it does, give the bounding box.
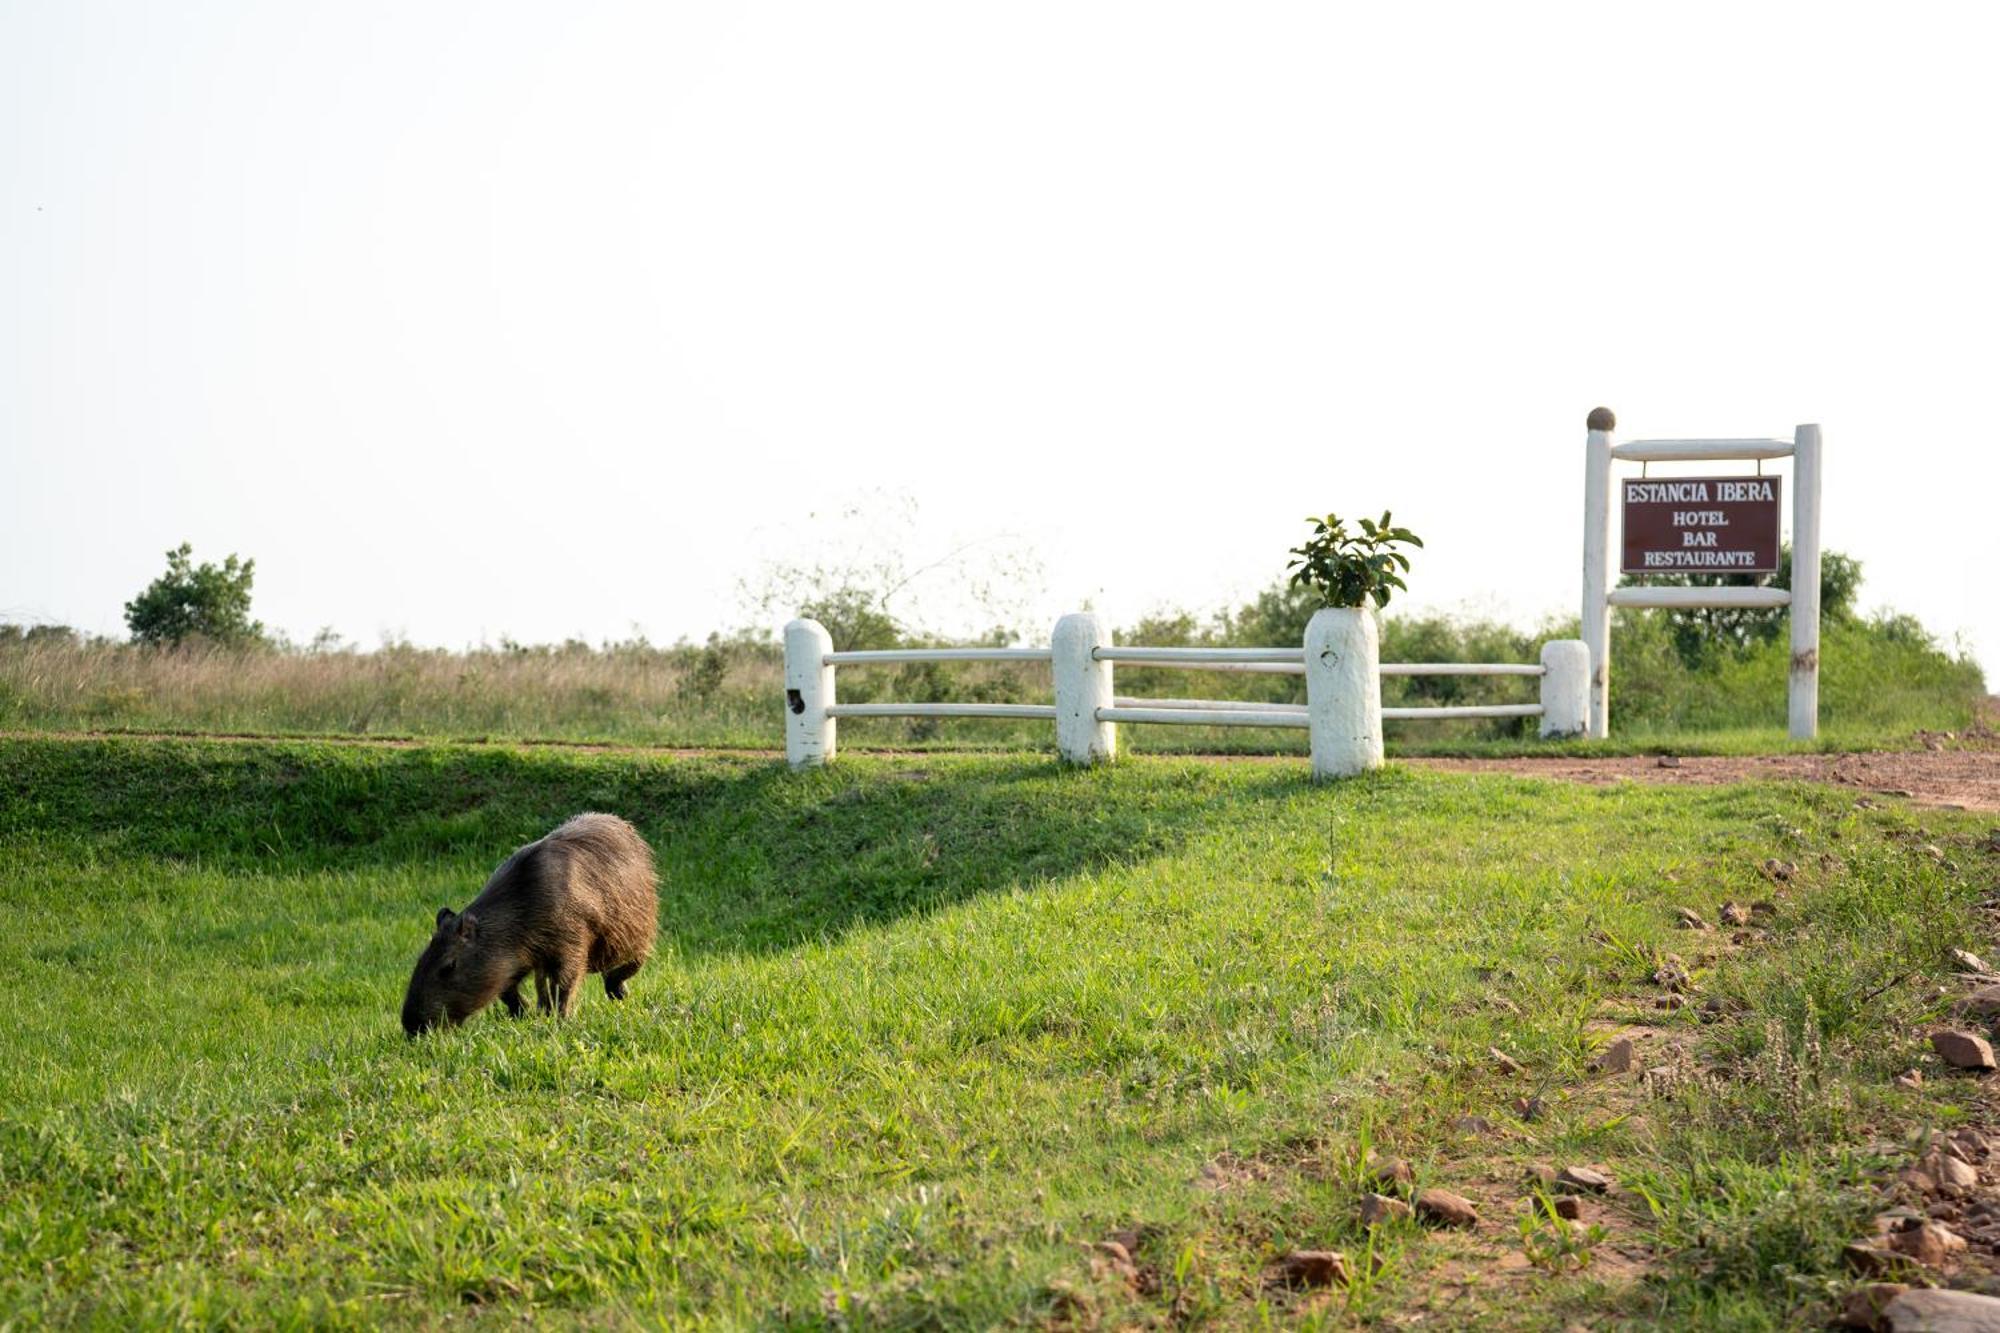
[1609,438,1794,461]
[825,702,1058,720]
[1607,586,1792,610]
[1093,646,1303,664]
[1380,662,1545,677]
[1096,706,1311,728]
[1382,703,1544,720]
[1113,696,1306,713]
[824,648,1053,665]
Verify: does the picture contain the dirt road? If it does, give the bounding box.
[1411,741,2000,812]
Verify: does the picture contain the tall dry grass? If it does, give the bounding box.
[0,638,785,746]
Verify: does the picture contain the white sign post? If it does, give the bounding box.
[1580,408,1823,740]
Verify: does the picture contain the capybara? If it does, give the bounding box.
[401,813,657,1035]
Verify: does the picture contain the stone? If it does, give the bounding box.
[1718,901,1751,926]
[1278,1249,1349,1288]
[1876,1208,1927,1234]
[1846,1240,1911,1277]
[1960,986,2000,1018]
[1931,1151,1981,1193]
[1933,1030,1998,1072]
[1887,1218,1968,1268]
[1841,1282,1910,1330]
[1655,994,1688,1010]
[1882,1287,2000,1331]
[1556,1165,1613,1194]
[1896,1069,1925,1090]
[1551,1196,1582,1220]
[1091,1240,1138,1283]
[1675,906,1709,930]
[1358,1193,1412,1227]
[1595,1037,1635,1075]
[1455,1114,1497,1136]
[1489,1046,1522,1075]
[1369,1157,1413,1187]
[1510,1096,1542,1122]
[1414,1188,1480,1229]
[1656,754,1682,769]
[1953,949,1992,975]
[1951,1128,1990,1159]
[1751,900,1779,918]
[1761,858,1797,882]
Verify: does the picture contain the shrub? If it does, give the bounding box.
[1286,512,1423,609]
[124,544,263,648]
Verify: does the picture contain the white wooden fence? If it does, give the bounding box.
[1582,409,1821,739]
[784,614,1589,778]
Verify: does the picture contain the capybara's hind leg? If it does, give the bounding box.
[604,960,642,1001]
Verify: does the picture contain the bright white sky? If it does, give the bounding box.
[6,2,1997,669]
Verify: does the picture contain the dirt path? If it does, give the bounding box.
[1410,743,2000,812]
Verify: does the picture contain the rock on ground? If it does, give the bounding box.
[1882,1286,2000,1331]
[1414,1188,1479,1229]
[1933,1030,1998,1072]
[1358,1193,1412,1227]
[1370,1157,1414,1187]
[1277,1250,1349,1288]
[1556,1165,1613,1194]
[1842,1282,1910,1329]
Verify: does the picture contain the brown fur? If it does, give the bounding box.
[401,813,657,1035]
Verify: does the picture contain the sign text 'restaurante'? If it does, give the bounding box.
[1621,475,1781,574]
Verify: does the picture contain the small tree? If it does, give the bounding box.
[124,544,264,647]
[1287,512,1424,609]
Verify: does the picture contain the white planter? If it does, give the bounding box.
[1305,606,1383,779]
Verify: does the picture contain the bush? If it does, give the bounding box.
[124,544,263,648]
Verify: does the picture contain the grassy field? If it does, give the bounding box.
[3,737,1996,1328]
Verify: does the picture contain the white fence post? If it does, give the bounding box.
[1538,639,1590,738]
[1305,606,1383,779]
[1789,423,1822,740]
[1581,407,1615,739]
[1052,612,1116,764]
[783,618,836,768]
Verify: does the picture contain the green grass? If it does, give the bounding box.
[1,737,1994,1328]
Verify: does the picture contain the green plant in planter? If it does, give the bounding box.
[1287,512,1423,609]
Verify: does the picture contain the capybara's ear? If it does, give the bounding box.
[436,906,455,929]
[456,911,479,940]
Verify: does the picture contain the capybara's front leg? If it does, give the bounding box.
[603,960,642,1001]
[538,950,587,1017]
[500,972,530,1017]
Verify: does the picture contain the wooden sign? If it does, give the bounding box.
[1621,475,1781,574]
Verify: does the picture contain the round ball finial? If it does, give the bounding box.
[1586,406,1616,432]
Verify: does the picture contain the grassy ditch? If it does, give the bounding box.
[1,737,1995,1327]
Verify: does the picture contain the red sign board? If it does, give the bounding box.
[1622,475,1781,575]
